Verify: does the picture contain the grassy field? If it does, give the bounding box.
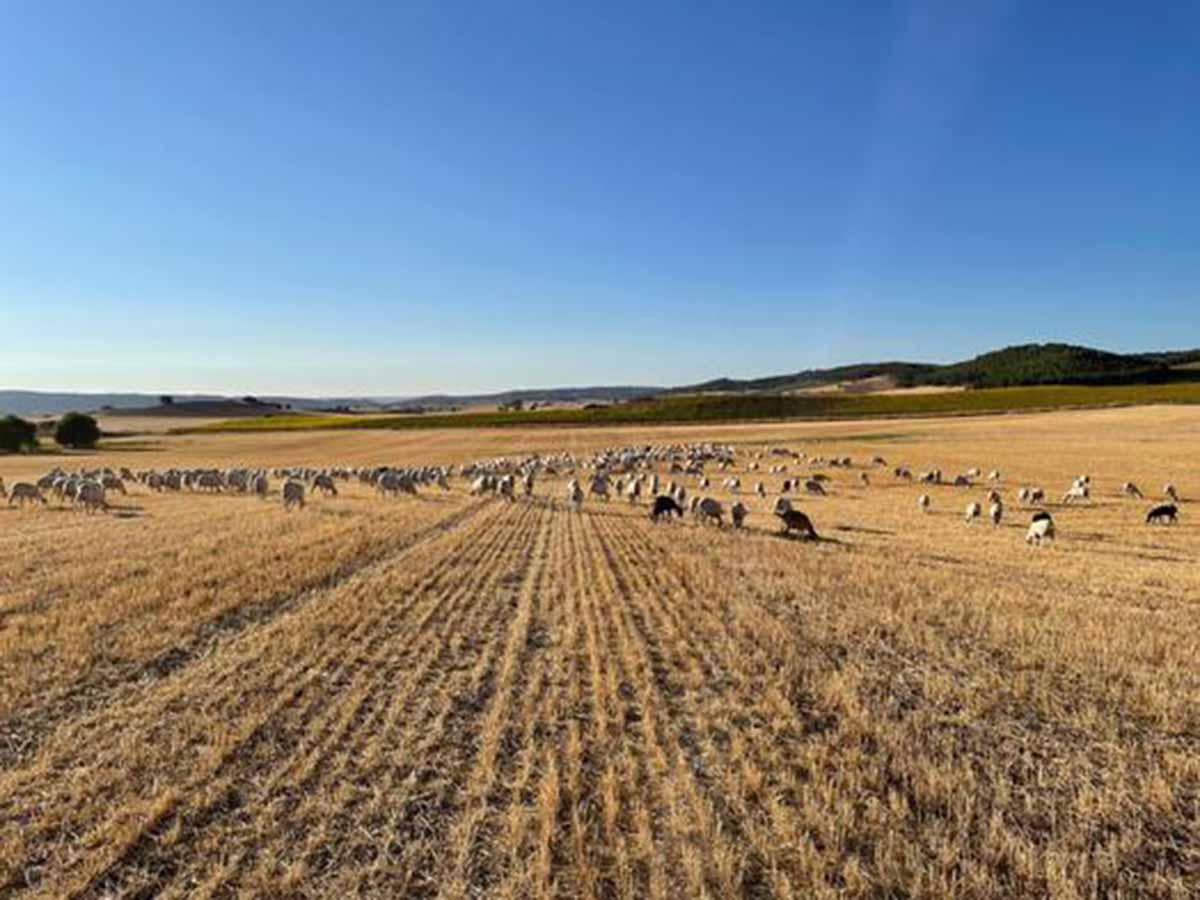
[179,382,1200,434]
[1,406,1198,897]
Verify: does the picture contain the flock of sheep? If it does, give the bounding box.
[1,442,1184,549]
[0,463,452,513]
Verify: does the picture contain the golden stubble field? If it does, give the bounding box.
[0,405,1197,898]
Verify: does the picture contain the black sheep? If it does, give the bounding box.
[776,508,818,540]
[649,495,683,521]
[1146,503,1178,525]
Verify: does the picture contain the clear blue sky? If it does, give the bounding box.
[2,1,1197,396]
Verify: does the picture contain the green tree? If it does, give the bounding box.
[54,412,101,449]
[0,415,38,453]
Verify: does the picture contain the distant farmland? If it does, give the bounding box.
[181,382,1200,433]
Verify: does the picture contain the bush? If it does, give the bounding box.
[0,415,38,453]
[55,412,101,449]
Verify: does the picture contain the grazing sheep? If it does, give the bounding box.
[1121,482,1144,499]
[195,471,223,493]
[965,501,982,523]
[859,472,870,486]
[282,480,306,511]
[1026,511,1055,546]
[917,494,931,513]
[754,481,766,500]
[8,482,45,507]
[101,473,126,494]
[252,474,270,498]
[894,466,913,480]
[1146,503,1178,525]
[696,496,724,526]
[803,479,827,496]
[989,501,1003,527]
[566,479,585,511]
[953,475,971,488]
[76,481,108,514]
[1165,483,1180,503]
[589,474,611,502]
[730,500,748,528]
[780,479,792,495]
[987,470,1001,482]
[379,472,418,497]
[625,478,642,504]
[1061,484,1090,505]
[311,473,338,496]
[773,498,818,540]
[872,456,887,467]
[649,495,683,521]
[986,489,1002,505]
[497,475,515,501]
[723,476,740,494]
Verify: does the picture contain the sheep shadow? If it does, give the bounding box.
[833,524,895,536]
[769,530,845,546]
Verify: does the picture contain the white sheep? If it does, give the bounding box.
[566,479,584,511]
[76,481,107,514]
[1061,484,1090,504]
[1026,512,1055,546]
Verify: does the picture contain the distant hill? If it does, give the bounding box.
[0,385,663,417]
[673,344,1200,394]
[103,399,297,418]
[0,391,225,417]
[386,386,661,410]
[670,362,940,395]
[923,344,1200,388]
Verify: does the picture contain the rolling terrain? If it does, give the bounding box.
[8,343,1200,423]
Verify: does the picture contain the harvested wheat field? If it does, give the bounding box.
[1,405,1199,898]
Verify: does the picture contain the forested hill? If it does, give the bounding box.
[675,344,1200,393]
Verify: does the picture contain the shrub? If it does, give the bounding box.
[0,415,38,453]
[55,412,101,449]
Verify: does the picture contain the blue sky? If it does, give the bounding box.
[2,1,1197,395]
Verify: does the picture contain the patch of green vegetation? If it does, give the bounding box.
[179,382,1200,434]
[925,343,1172,388]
